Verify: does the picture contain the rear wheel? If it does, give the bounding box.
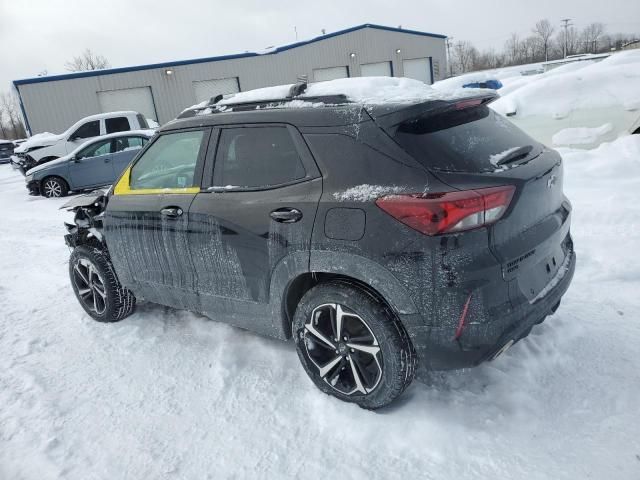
[69,245,136,322]
[42,176,69,198]
[293,281,416,409]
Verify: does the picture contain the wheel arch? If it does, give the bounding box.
[41,174,69,190]
[270,250,419,338]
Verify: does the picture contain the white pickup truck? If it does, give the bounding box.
[13,111,149,171]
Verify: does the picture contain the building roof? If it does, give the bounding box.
[13,24,446,87]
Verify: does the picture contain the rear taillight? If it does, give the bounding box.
[375,186,515,236]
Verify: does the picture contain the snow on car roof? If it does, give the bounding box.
[217,77,487,108]
[491,50,640,119]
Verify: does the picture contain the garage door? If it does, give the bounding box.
[360,61,392,77]
[193,77,240,103]
[402,58,433,84]
[98,87,157,120]
[313,66,349,82]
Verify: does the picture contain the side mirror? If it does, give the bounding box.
[71,155,79,162]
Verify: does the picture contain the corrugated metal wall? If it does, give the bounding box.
[17,27,447,134]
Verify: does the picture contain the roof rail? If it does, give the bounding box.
[177,82,351,119]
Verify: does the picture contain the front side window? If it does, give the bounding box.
[105,117,130,134]
[71,120,100,140]
[215,127,306,188]
[130,130,204,190]
[77,139,112,159]
[114,136,146,153]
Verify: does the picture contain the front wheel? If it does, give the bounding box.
[69,245,136,322]
[42,176,69,198]
[293,281,416,409]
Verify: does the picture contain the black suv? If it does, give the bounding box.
[63,83,575,409]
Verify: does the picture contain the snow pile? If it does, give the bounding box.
[303,77,483,104]
[492,52,640,119]
[214,77,487,111]
[552,123,613,146]
[1,136,640,479]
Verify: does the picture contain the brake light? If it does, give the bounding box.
[375,186,515,236]
[454,98,483,110]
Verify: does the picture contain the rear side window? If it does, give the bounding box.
[114,136,147,153]
[130,130,204,190]
[71,120,100,140]
[106,117,130,134]
[136,114,149,129]
[393,106,540,173]
[215,127,306,188]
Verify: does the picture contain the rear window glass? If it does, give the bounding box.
[393,106,540,173]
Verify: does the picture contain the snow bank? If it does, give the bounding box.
[552,123,613,146]
[2,136,640,479]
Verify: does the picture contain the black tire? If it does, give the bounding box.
[41,176,69,198]
[69,245,136,322]
[293,281,416,409]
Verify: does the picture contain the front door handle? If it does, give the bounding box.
[270,208,302,223]
[160,207,183,218]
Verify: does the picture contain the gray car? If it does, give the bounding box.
[25,130,155,197]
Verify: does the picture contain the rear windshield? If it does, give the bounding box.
[393,105,540,173]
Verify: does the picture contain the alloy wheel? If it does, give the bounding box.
[43,179,62,197]
[72,258,107,315]
[303,303,383,396]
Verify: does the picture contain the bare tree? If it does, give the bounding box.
[582,23,605,53]
[65,49,110,72]
[0,93,27,139]
[533,19,555,61]
[453,41,478,74]
[504,33,521,65]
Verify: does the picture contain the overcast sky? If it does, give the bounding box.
[1,0,639,90]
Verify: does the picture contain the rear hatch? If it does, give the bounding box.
[381,99,572,304]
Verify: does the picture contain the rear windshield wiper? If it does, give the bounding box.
[495,145,534,166]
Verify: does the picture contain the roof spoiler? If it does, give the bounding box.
[370,91,498,129]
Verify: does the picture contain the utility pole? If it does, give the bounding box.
[446,37,454,77]
[561,18,573,58]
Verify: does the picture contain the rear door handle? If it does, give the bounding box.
[160,207,183,218]
[270,208,302,223]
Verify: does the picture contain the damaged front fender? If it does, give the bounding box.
[61,190,109,249]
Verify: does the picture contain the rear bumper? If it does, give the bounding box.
[407,247,576,373]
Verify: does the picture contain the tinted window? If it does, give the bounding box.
[216,127,306,188]
[77,139,112,159]
[130,130,204,190]
[136,114,149,129]
[393,106,541,173]
[114,136,146,153]
[71,120,100,140]
[105,117,130,134]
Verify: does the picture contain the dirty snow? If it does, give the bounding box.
[552,123,614,147]
[1,135,640,479]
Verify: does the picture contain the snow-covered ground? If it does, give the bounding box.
[1,136,640,479]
